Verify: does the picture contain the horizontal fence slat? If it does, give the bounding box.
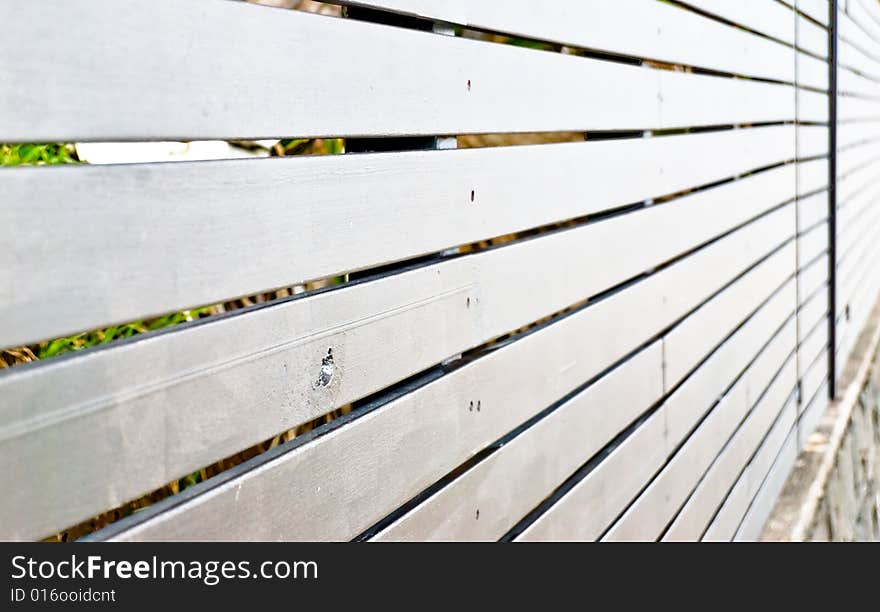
[839,8,880,69]
[370,343,664,541]
[797,50,829,91]
[0,0,795,141]
[662,353,797,540]
[836,120,880,148]
[799,285,831,352]
[838,92,880,119]
[838,71,880,99]
[836,245,880,366]
[0,126,798,347]
[847,0,880,46]
[684,0,798,44]
[662,195,796,389]
[796,380,829,452]
[95,205,796,542]
[799,86,831,121]
[836,250,880,364]
[732,406,801,540]
[797,158,830,198]
[797,190,829,232]
[733,408,798,541]
[799,0,830,28]
[798,9,830,57]
[518,263,797,541]
[702,391,798,540]
[799,252,829,306]
[337,0,795,81]
[659,275,798,452]
[798,219,829,268]
[0,162,800,540]
[799,341,829,414]
[602,313,797,541]
[838,24,880,79]
[797,125,829,159]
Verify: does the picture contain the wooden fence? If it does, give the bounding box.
[0,0,878,541]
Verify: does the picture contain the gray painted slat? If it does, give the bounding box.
[839,8,880,69]
[799,338,829,415]
[797,126,829,160]
[662,353,798,540]
[799,253,829,306]
[701,391,798,540]
[795,381,829,458]
[797,11,830,57]
[0,162,798,541]
[661,212,795,393]
[0,126,796,347]
[838,28,880,80]
[797,50,829,91]
[797,190,828,233]
[684,0,798,43]
[797,159,829,203]
[371,343,664,541]
[798,0,829,27]
[336,0,795,81]
[734,422,800,540]
[0,0,794,142]
[518,264,798,541]
[798,220,829,269]
[101,204,796,542]
[848,0,880,46]
[602,313,797,541]
[837,121,880,148]
[798,87,830,122]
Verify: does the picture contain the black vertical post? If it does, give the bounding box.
[828,0,838,399]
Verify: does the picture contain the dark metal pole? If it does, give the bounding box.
[828,0,838,399]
